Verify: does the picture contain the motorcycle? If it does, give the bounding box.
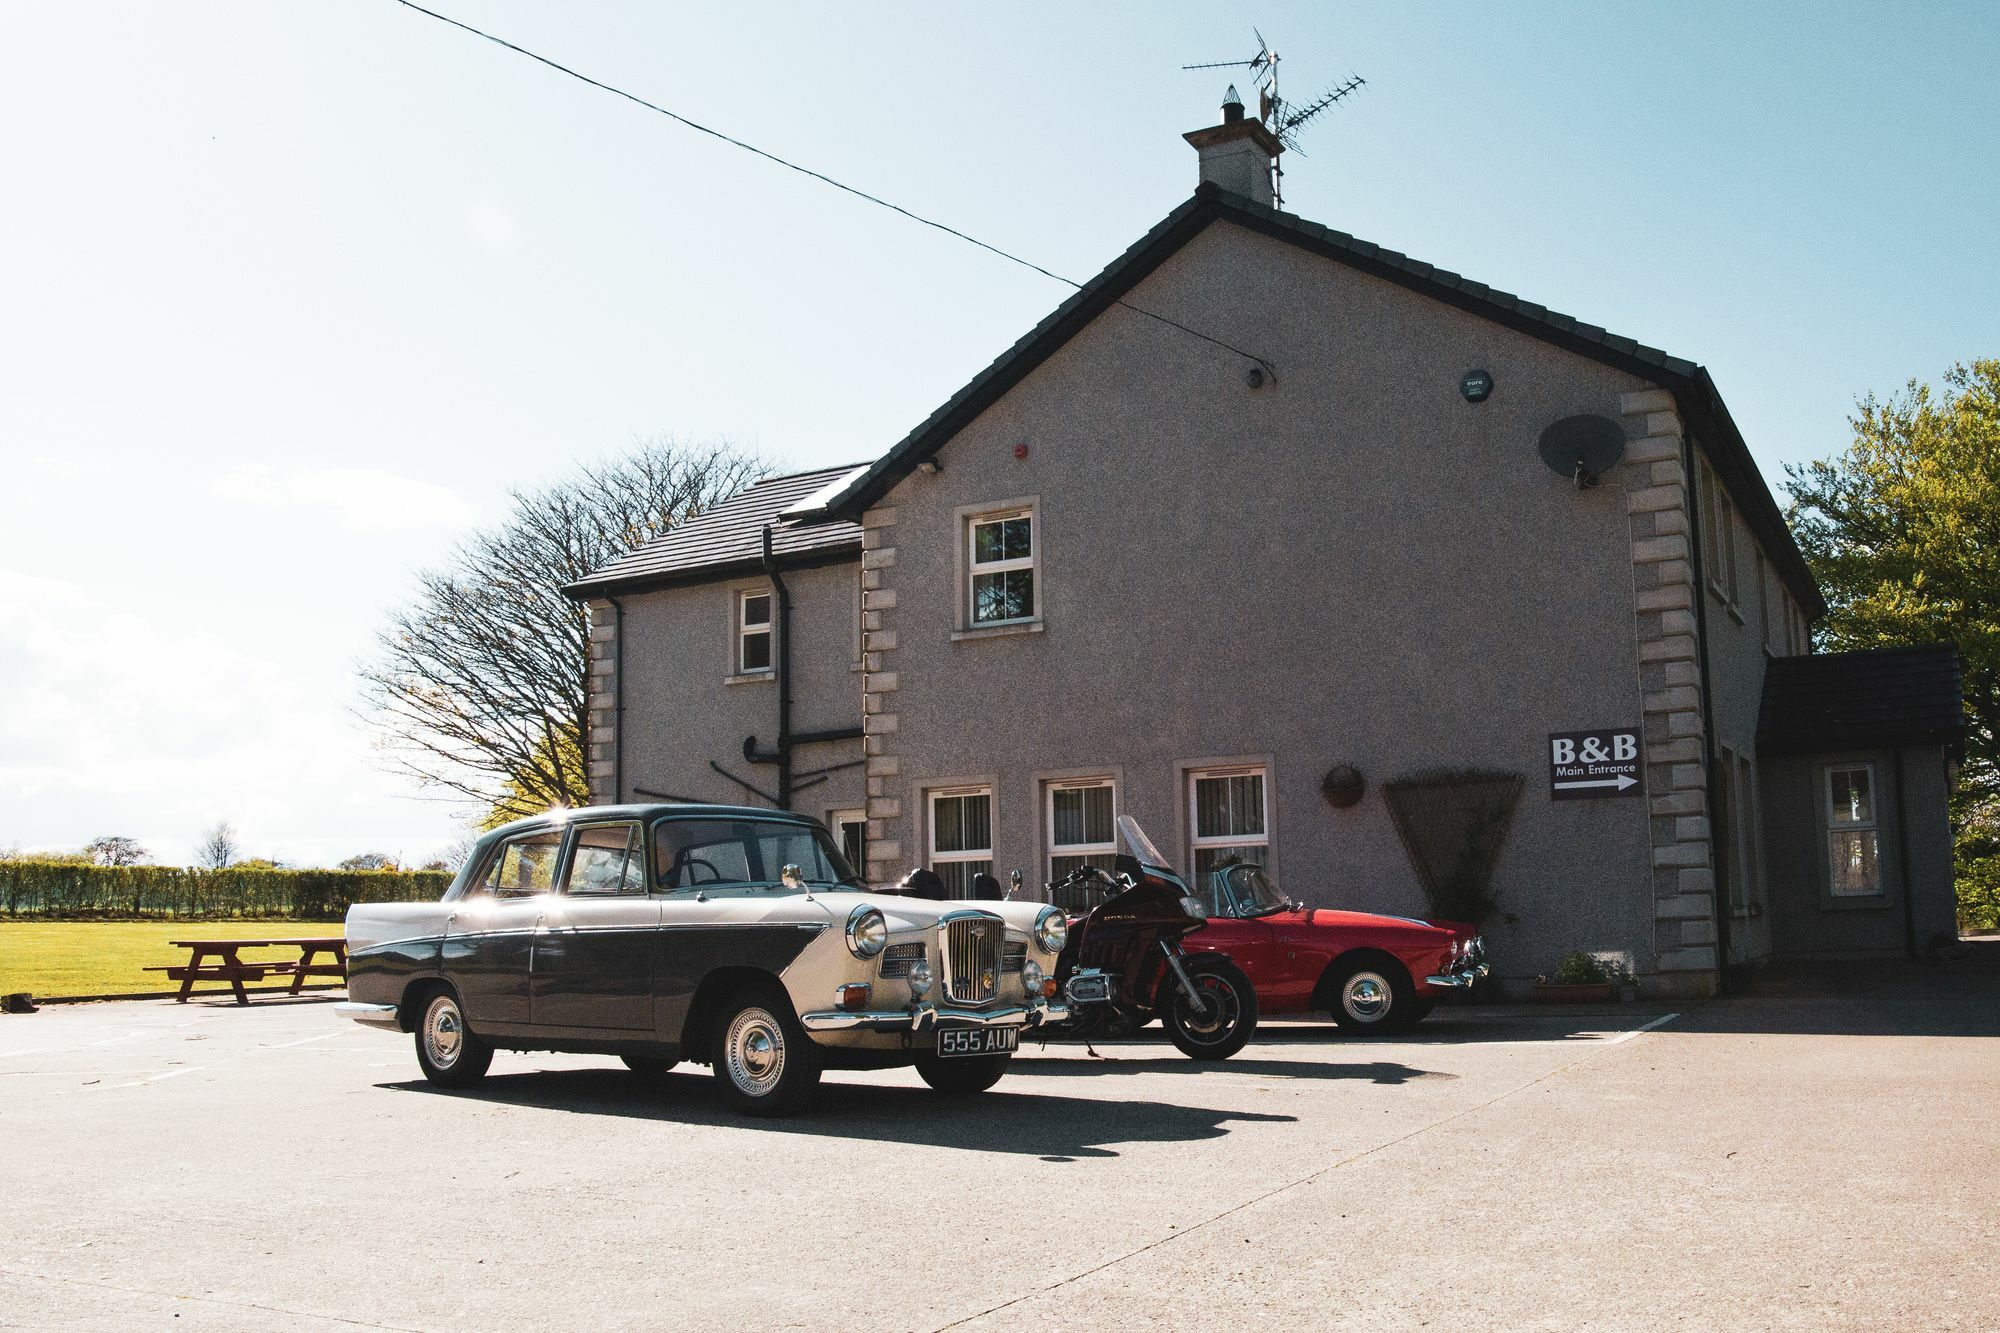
[1034,814,1257,1061]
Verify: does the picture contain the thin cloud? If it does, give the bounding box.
[466,201,522,252]
[209,464,474,533]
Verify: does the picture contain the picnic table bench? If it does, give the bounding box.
[144,937,347,1005]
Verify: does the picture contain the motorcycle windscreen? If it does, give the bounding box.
[1116,814,1186,887]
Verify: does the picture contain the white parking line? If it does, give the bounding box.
[95,1067,204,1091]
[1604,1012,1680,1044]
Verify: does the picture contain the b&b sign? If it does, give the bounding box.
[1548,729,1642,800]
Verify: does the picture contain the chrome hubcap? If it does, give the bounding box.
[725,1008,786,1096]
[1343,972,1391,1023]
[425,998,463,1067]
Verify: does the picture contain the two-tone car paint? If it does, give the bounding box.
[339,804,1065,1075]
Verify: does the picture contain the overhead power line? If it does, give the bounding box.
[390,0,1276,374]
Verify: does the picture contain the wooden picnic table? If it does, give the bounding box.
[145,937,347,1005]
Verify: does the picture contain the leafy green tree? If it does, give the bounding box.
[1785,360,1999,923]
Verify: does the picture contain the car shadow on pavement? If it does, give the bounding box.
[1012,1055,1451,1085]
[381,1070,1296,1160]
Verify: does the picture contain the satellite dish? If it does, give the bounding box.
[1538,414,1626,489]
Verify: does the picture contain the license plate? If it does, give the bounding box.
[937,1025,1019,1058]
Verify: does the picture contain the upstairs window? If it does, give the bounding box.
[929,787,993,898]
[1189,766,1269,888]
[1825,764,1882,897]
[969,509,1036,626]
[1047,778,1117,883]
[737,589,773,674]
[1701,460,1739,608]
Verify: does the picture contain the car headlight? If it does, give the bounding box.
[906,957,933,999]
[845,906,888,959]
[1033,906,1068,954]
[1020,958,1045,997]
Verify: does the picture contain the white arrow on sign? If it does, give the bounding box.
[1554,774,1638,791]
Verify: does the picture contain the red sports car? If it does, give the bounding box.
[1179,861,1486,1033]
[1088,817,1487,1035]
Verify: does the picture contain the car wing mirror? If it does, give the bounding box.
[1008,869,1023,899]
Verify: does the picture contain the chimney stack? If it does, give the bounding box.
[1183,86,1282,206]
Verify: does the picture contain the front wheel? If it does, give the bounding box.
[914,1052,1011,1094]
[713,989,821,1117]
[1329,960,1416,1033]
[1160,956,1258,1060]
[413,988,493,1088]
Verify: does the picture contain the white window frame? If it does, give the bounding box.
[1824,762,1883,898]
[928,785,994,898]
[1187,764,1270,876]
[1046,777,1117,883]
[1703,462,1738,609]
[828,807,865,876]
[736,587,773,676]
[966,506,1037,628]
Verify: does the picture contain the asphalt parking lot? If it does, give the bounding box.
[2,950,1995,1332]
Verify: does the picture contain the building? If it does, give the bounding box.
[566,98,1965,998]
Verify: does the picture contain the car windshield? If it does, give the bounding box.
[1214,863,1291,918]
[652,818,862,893]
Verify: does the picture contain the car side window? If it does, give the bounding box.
[564,823,643,896]
[480,829,563,899]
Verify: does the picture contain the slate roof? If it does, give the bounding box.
[565,465,866,598]
[1757,645,1966,755]
[786,183,1823,616]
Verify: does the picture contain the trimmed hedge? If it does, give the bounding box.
[0,861,453,920]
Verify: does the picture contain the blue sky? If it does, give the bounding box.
[1,2,1994,866]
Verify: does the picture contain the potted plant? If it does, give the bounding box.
[1534,950,1624,1003]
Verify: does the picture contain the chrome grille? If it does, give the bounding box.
[880,942,925,978]
[1001,942,1026,974]
[940,912,1002,1004]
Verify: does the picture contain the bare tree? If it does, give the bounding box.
[197,821,239,870]
[361,439,764,821]
[84,836,150,866]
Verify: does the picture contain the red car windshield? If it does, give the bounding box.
[1211,863,1292,918]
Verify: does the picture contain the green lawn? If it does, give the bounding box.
[0,921,346,1000]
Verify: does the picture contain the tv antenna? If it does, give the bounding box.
[1181,28,1365,207]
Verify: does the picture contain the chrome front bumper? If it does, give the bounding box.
[801,1000,1067,1034]
[1423,964,1491,990]
[334,1001,402,1031]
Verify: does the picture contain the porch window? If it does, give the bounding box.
[929,787,993,899]
[737,589,773,674]
[1048,779,1117,883]
[1189,766,1269,887]
[1825,764,1882,897]
[968,509,1035,626]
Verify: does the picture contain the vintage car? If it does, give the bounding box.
[335,803,1068,1115]
[1177,861,1488,1034]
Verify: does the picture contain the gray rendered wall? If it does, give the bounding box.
[610,560,865,824]
[860,219,1678,988]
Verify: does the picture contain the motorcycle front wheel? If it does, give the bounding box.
[1159,955,1258,1060]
